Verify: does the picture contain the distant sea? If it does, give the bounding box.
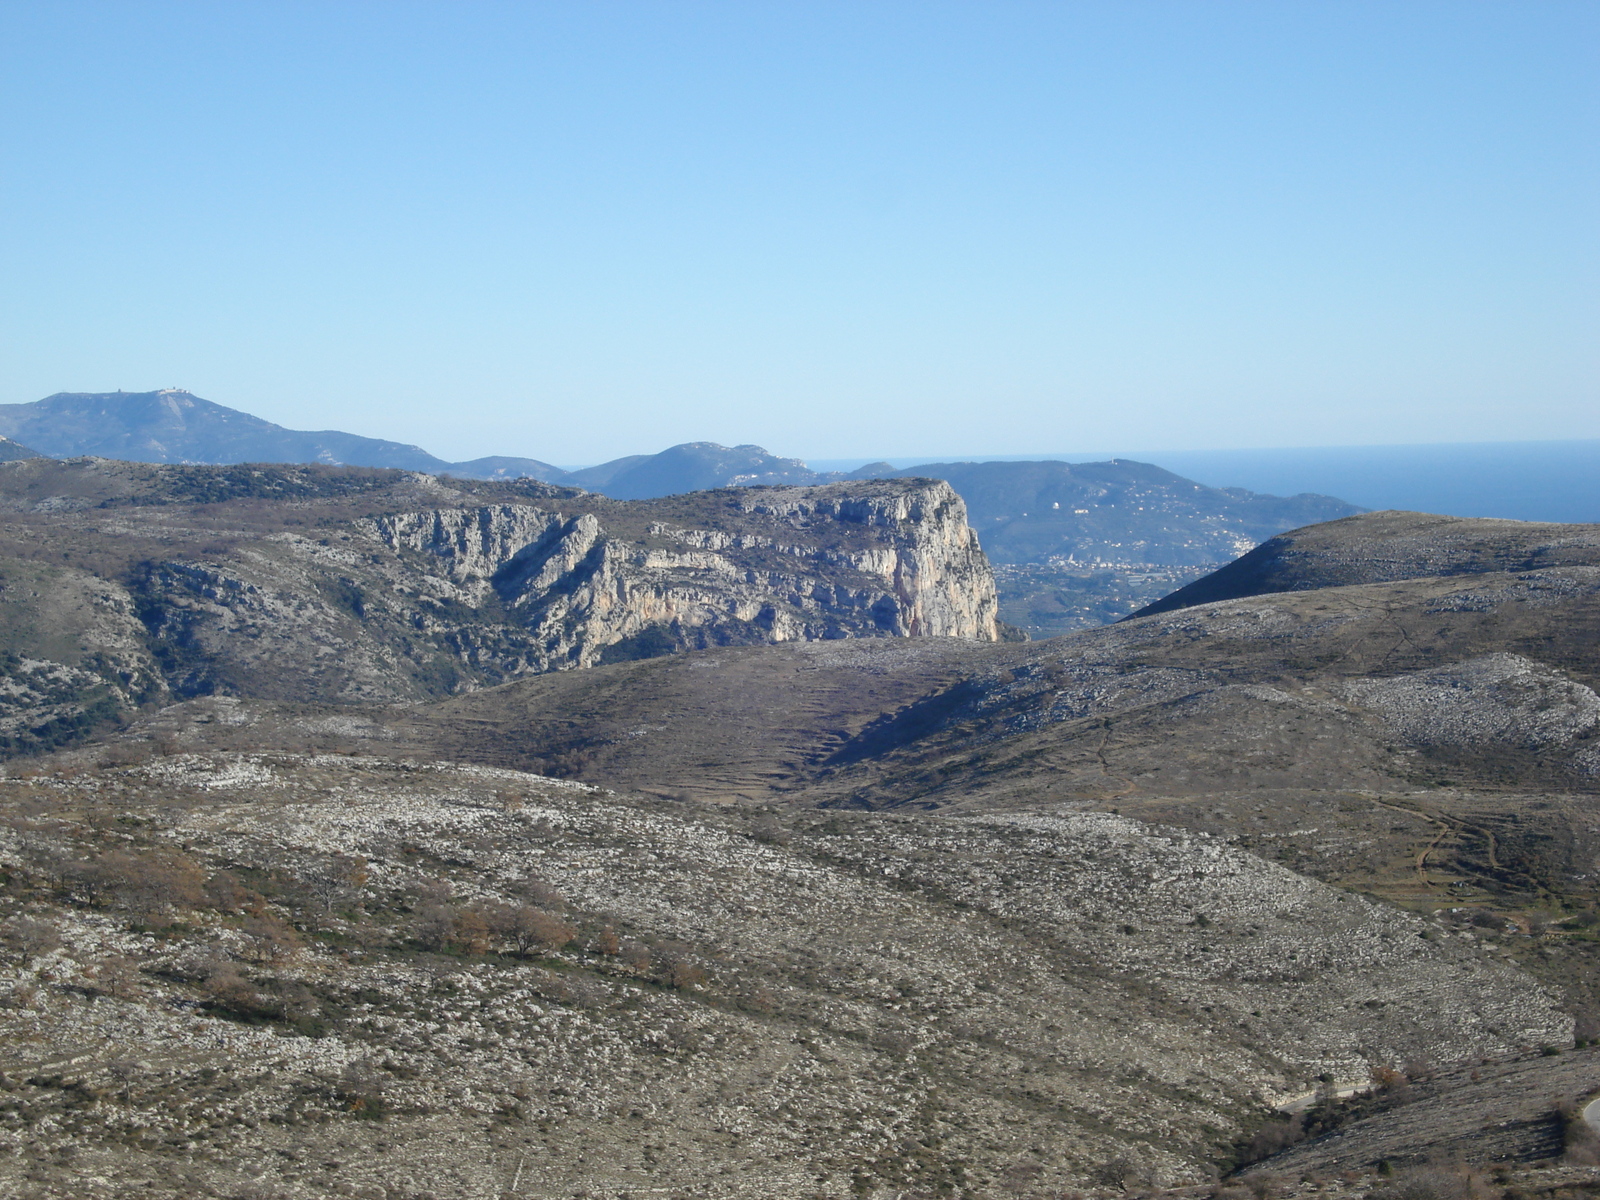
[811,439,1600,525]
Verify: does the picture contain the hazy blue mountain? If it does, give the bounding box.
[0,391,569,481]
[0,390,450,469]
[560,454,654,491]
[883,458,1363,565]
[443,455,573,483]
[565,442,828,499]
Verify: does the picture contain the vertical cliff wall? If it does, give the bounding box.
[357,479,999,673]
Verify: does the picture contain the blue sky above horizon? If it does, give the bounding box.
[1,1,1594,464]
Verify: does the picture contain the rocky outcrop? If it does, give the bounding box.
[357,480,999,672]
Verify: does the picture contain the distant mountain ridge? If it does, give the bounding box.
[0,390,568,482]
[1,391,1361,613]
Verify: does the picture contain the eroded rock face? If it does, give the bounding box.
[355,480,999,673]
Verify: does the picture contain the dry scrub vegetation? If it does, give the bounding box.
[0,750,1574,1198]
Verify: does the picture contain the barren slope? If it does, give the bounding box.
[0,753,1570,1197]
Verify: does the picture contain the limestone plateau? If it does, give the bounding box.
[1,463,1599,1198]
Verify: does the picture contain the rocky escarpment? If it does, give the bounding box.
[0,465,1000,739]
[357,480,998,672]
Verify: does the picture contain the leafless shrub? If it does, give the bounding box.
[512,877,565,910]
[301,853,369,913]
[413,903,455,952]
[1371,1164,1492,1200]
[91,953,143,999]
[240,914,302,963]
[336,1058,387,1118]
[1402,1056,1437,1083]
[413,903,493,955]
[106,1058,141,1103]
[0,915,59,965]
[68,848,204,919]
[96,743,150,769]
[264,977,319,1024]
[204,870,266,916]
[619,939,652,973]
[205,964,258,1012]
[653,942,706,989]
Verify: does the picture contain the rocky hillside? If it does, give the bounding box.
[145,508,1600,1031]
[0,752,1568,1197]
[1134,510,1600,616]
[9,485,1600,1192]
[0,459,997,755]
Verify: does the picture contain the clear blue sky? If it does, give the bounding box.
[1,1,1594,465]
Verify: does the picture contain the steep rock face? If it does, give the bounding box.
[0,462,1001,732]
[356,480,999,673]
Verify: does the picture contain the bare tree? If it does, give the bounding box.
[0,916,60,966]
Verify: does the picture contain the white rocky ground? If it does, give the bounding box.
[0,753,1571,1198]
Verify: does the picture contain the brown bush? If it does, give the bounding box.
[204,964,259,1012]
[240,914,302,963]
[0,915,59,965]
[413,903,495,955]
[70,848,204,918]
[204,870,266,916]
[91,954,143,1000]
[486,903,573,956]
[449,909,491,956]
[1372,1164,1491,1200]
